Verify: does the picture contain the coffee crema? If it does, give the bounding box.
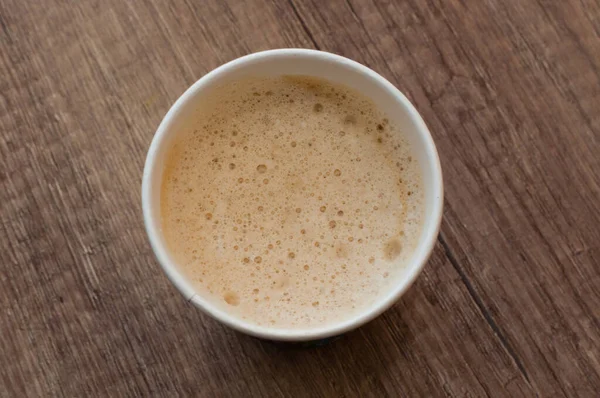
[161,76,423,329]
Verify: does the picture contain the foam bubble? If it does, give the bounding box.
[223,291,240,306]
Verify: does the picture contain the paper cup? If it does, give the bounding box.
[142,49,443,342]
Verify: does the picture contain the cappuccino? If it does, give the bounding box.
[161,76,423,329]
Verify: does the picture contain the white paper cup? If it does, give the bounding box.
[142,49,443,342]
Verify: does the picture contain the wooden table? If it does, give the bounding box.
[1,0,599,396]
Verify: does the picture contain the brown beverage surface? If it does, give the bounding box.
[161,76,423,329]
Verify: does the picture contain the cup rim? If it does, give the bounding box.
[142,48,443,341]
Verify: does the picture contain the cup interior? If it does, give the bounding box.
[142,49,443,341]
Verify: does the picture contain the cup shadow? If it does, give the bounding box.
[228,290,419,393]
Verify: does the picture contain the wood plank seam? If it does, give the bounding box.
[438,232,533,388]
[287,0,320,50]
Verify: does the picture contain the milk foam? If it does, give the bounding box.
[161,76,423,329]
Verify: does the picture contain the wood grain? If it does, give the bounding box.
[0,0,598,396]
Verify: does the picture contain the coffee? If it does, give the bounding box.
[160,76,423,329]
